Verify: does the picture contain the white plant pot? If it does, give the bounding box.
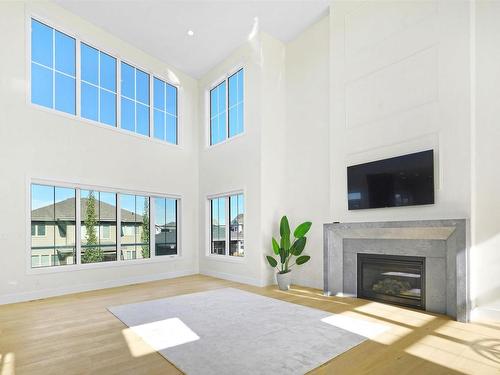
[276,271,292,291]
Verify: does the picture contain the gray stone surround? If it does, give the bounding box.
[323,220,469,322]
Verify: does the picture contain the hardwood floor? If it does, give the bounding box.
[0,275,499,374]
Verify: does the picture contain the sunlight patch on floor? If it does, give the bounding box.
[354,301,436,327]
[1,353,15,375]
[321,313,390,339]
[122,317,199,357]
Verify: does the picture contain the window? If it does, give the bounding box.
[120,194,150,260]
[31,223,46,237]
[80,190,117,263]
[209,68,244,145]
[154,197,178,256]
[228,69,244,137]
[29,182,179,269]
[31,184,76,268]
[81,43,117,126]
[121,62,150,136]
[154,78,178,144]
[229,194,245,257]
[30,18,182,146]
[31,19,76,115]
[209,193,245,257]
[210,197,226,255]
[210,81,226,145]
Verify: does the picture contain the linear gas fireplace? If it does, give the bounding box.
[357,253,425,310]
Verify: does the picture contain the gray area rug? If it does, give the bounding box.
[108,288,382,375]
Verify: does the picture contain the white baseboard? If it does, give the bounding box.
[0,269,197,306]
[471,306,500,322]
[201,269,265,287]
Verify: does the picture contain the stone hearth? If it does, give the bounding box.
[323,220,469,322]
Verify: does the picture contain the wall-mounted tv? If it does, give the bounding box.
[347,150,434,210]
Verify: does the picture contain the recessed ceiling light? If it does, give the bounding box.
[187,30,194,37]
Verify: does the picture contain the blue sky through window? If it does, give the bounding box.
[81,43,116,126]
[210,81,226,145]
[153,78,178,144]
[31,19,75,115]
[230,194,244,223]
[154,197,177,225]
[121,62,150,136]
[209,69,243,145]
[228,69,244,137]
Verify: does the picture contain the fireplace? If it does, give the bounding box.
[357,254,425,310]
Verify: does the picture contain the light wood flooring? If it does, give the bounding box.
[0,275,499,374]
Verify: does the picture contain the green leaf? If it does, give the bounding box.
[272,237,280,255]
[290,237,307,256]
[279,248,286,265]
[294,221,312,238]
[296,255,311,265]
[281,235,290,251]
[266,255,278,268]
[280,216,291,238]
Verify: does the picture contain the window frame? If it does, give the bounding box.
[206,190,246,262]
[153,76,179,145]
[207,65,245,148]
[26,177,182,274]
[152,196,179,257]
[26,14,182,148]
[29,17,77,116]
[80,41,118,127]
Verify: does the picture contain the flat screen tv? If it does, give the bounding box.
[347,150,434,210]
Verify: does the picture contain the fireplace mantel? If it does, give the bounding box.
[323,219,469,322]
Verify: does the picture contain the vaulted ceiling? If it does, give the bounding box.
[55,0,329,78]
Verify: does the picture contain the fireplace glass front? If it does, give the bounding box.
[357,253,425,309]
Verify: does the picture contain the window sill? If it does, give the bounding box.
[206,131,246,150]
[205,254,246,263]
[26,254,182,275]
[28,102,183,150]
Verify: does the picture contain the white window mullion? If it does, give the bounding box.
[75,189,81,265]
[225,196,230,256]
[117,60,122,129]
[149,75,154,138]
[97,51,101,122]
[134,68,137,133]
[150,197,155,259]
[75,40,81,117]
[116,192,122,262]
[52,29,56,109]
[225,76,229,140]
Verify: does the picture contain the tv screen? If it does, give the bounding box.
[347,150,434,210]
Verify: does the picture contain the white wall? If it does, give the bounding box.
[197,31,289,287]
[283,16,330,289]
[197,18,329,288]
[0,1,199,304]
[330,0,471,224]
[197,35,265,286]
[471,0,500,319]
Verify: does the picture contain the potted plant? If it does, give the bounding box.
[265,216,311,291]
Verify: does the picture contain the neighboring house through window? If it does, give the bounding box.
[30,182,179,269]
[31,184,76,268]
[209,193,244,257]
[154,197,178,256]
